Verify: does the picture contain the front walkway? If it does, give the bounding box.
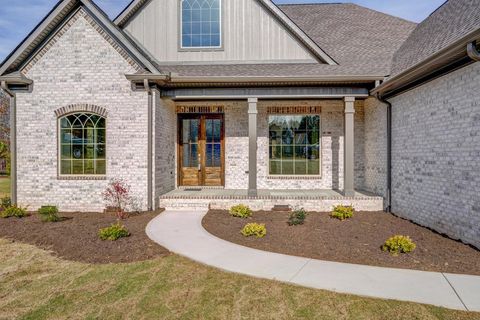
[146,210,480,312]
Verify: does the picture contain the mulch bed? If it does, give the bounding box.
[0,210,169,264]
[203,210,480,275]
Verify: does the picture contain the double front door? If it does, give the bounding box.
[178,114,224,186]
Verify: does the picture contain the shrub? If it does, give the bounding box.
[0,196,11,209]
[382,235,416,255]
[241,223,266,238]
[38,205,60,222]
[330,205,354,220]
[288,208,307,226]
[99,223,130,241]
[229,204,252,218]
[0,205,28,218]
[102,179,131,219]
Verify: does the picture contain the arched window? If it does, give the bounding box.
[181,0,221,48]
[59,113,106,175]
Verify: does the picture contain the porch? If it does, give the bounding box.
[159,188,383,211]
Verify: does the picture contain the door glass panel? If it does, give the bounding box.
[182,119,199,144]
[183,143,198,167]
[206,143,221,167]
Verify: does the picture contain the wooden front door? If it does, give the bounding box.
[178,114,224,186]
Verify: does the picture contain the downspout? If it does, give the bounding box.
[376,94,392,213]
[467,41,480,61]
[144,79,153,211]
[1,82,16,205]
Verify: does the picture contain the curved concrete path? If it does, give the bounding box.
[146,210,480,312]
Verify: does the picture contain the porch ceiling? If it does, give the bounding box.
[161,86,369,100]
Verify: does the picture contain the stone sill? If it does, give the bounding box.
[267,175,322,180]
[57,175,107,181]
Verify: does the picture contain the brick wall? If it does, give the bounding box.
[154,94,176,204]
[15,9,149,212]
[364,97,387,198]
[390,62,480,249]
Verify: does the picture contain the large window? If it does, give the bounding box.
[269,115,320,175]
[181,0,221,48]
[59,113,106,175]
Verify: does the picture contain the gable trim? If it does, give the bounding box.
[0,0,161,76]
[114,0,337,65]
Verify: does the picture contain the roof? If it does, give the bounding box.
[278,3,416,76]
[390,0,480,77]
[0,0,160,76]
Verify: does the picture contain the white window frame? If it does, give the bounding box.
[179,0,223,51]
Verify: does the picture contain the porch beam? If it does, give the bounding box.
[248,98,258,197]
[344,97,355,197]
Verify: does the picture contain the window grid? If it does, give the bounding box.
[59,113,106,176]
[181,0,221,48]
[269,115,321,176]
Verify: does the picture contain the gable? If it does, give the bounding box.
[0,0,160,77]
[23,8,142,78]
[122,0,327,64]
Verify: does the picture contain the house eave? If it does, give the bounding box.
[372,29,480,98]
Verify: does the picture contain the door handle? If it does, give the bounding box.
[198,154,201,171]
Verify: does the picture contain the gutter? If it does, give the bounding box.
[372,29,480,98]
[0,81,16,205]
[168,75,385,84]
[467,40,480,61]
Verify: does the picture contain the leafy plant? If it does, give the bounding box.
[382,235,416,255]
[229,204,252,218]
[241,223,266,238]
[102,179,131,219]
[99,223,130,241]
[0,205,28,218]
[288,208,307,226]
[330,205,354,220]
[38,205,60,222]
[0,196,11,209]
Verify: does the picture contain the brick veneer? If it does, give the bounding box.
[15,9,149,212]
[390,63,480,249]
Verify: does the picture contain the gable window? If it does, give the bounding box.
[181,0,221,48]
[269,115,320,175]
[59,113,106,175]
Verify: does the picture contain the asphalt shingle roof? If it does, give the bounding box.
[157,3,416,78]
[390,0,480,76]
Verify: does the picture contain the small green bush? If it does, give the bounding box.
[229,204,252,218]
[288,208,307,226]
[0,205,29,218]
[241,223,266,238]
[99,223,130,241]
[38,205,60,222]
[330,205,354,220]
[1,197,11,209]
[382,235,416,255]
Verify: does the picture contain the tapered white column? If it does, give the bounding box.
[344,97,355,197]
[248,98,258,197]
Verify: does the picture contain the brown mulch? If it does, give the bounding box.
[203,210,480,275]
[0,210,169,264]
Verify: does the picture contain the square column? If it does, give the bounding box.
[248,98,258,197]
[344,97,355,197]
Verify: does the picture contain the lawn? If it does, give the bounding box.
[0,177,9,197]
[0,239,478,320]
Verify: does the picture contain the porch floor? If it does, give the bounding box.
[160,189,380,200]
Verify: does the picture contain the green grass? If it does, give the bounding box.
[0,177,10,197]
[0,239,478,319]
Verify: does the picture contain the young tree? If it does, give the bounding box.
[102,179,131,219]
